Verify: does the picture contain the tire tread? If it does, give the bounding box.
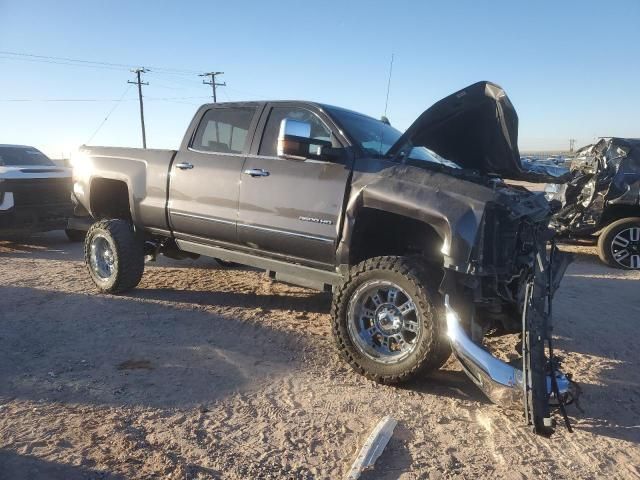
[84,219,144,293]
[597,217,640,269]
[331,256,450,384]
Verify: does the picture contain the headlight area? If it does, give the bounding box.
[0,191,14,211]
[73,181,85,197]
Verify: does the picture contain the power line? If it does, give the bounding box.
[86,85,133,144]
[199,71,226,102]
[0,50,202,75]
[0,54,127,72]
[0,98,136,102]
[128,68,149,148]
[1,95,210,102]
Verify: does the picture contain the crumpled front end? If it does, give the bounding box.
[440,187,574,435]
[548,138,640,236]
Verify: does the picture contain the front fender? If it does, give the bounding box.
[338,162,495,271]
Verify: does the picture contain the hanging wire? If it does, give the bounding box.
[86,84,133,144]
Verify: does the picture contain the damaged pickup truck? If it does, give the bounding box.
[72,81,574,434]
[545,138,640,269]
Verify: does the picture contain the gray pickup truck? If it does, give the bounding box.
[73,81,575,435]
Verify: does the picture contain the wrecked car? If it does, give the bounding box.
[71,81,574,434]
[545,138,640,269]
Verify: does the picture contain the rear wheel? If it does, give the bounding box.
[597,217,640,269]
[331,256,450,384]
[84,219,144,293]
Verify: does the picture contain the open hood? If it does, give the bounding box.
[388,81,524,179]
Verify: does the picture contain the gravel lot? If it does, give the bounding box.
[1,232,639,479]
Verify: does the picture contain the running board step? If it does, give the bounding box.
[175,239,340,290]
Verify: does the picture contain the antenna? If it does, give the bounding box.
[384,53,394,118]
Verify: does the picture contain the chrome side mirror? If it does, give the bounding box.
[277,118,331,160]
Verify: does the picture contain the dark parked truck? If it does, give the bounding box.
[73,81,575,434]
[545,138,640,269]
[0,144,81,240]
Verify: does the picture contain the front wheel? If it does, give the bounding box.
[597,217,640,269]
[331,256,450,384]
[84,219,144,293]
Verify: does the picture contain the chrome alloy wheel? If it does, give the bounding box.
[89,234,116,280]
[611,226,640,269]
[347,280,421,364]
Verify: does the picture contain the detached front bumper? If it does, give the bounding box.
[444,296,569,408]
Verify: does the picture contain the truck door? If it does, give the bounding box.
[238,104,351,266]
[168,105,260,245]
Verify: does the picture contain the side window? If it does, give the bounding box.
[192,107,256,154]
[258,107,335,157]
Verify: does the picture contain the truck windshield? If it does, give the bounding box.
[0,146,55,166]
[326,107,402,157]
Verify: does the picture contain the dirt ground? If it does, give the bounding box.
[0,232,639,479]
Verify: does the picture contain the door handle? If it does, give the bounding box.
[243,168,270,177]
[176,162,194,170]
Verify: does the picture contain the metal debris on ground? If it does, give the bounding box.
[346,415,397,480]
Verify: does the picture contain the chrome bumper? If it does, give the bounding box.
[444,296,569,407]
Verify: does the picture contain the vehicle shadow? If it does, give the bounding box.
[0,449,126,480]
[359,422,414,480]
[0,231,82,261]
[0,286,300,409]
[131,286,331,315]
[552,271,640,444]
[403,368,492,405]
[556,243,602,266]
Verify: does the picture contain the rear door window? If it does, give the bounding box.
[192,107,257,154]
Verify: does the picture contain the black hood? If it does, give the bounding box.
[388,81,524,179]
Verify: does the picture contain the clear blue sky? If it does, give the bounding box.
[1,0,638,158]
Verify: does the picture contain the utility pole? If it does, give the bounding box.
[200,71,225,102]
[569,138,576,153]
[128,68,149,148]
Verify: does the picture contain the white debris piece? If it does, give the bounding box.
[346,415,397,480]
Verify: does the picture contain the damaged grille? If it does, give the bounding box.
[476,204,522,273]
[4,178,73,207]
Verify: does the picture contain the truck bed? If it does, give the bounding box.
[75,146,177,231]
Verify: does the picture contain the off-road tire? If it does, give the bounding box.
[65,228,86,242]
[84,219,144,293]
[597,217,640,269]
[331,256,450,384]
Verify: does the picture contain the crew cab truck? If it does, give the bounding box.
[73,81,574,435]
